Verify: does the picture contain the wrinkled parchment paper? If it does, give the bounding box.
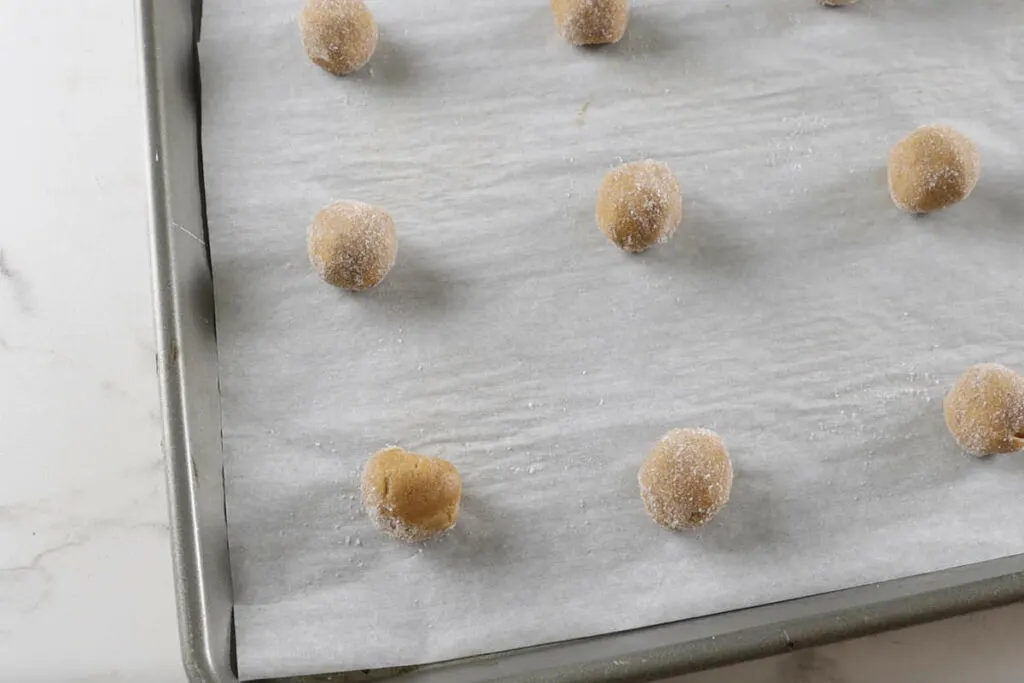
[199,0,1024,678]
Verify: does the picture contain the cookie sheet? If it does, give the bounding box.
[199,0,1024,678]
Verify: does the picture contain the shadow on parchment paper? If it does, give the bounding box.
[687,465,788,556]
[878,0,981,30]
[617,453,787,555]
[855,402,965,500]
[523,3,681,60]
[418,493,515,570]
[640,196,759,275]
[587,11,680,60]
[945,178,1024,237]
[348,242,459,321]
[349,33,414,89]
[867,401,1024,500]
[870,167,1023,240]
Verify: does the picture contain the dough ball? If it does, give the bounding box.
[361,447,463,542]
[596,160,683,253]
[551,0,629,46]
[818,0,859,6]
[307,200,397,291]
[638,428,733,531]
[299,0,378,76]
[944,363,1024,457]
[888,125,980,214]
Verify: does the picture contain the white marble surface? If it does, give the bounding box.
[0,1,180,682]
[1,1,1023,682]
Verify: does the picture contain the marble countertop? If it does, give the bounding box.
[0,2,1021,682]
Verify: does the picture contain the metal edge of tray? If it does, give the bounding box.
[141,0,236,680]
[140,1,1024,681]
[391,554,1024,683]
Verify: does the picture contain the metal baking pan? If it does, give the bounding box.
[140,0,1024,680]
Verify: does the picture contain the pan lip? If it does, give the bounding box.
[139,0,236,680]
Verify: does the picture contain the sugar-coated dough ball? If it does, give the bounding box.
[551,0,629,46]
[307,200,397,291]
[944,364,1024,457]
[299,0,378,76]
[818,0,859,6]
[888,125,980,214]
[361,447,463,542]
[638,428,733,530]
[596,160,683,253]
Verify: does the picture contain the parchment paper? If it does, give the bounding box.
[199,0,1024,678]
